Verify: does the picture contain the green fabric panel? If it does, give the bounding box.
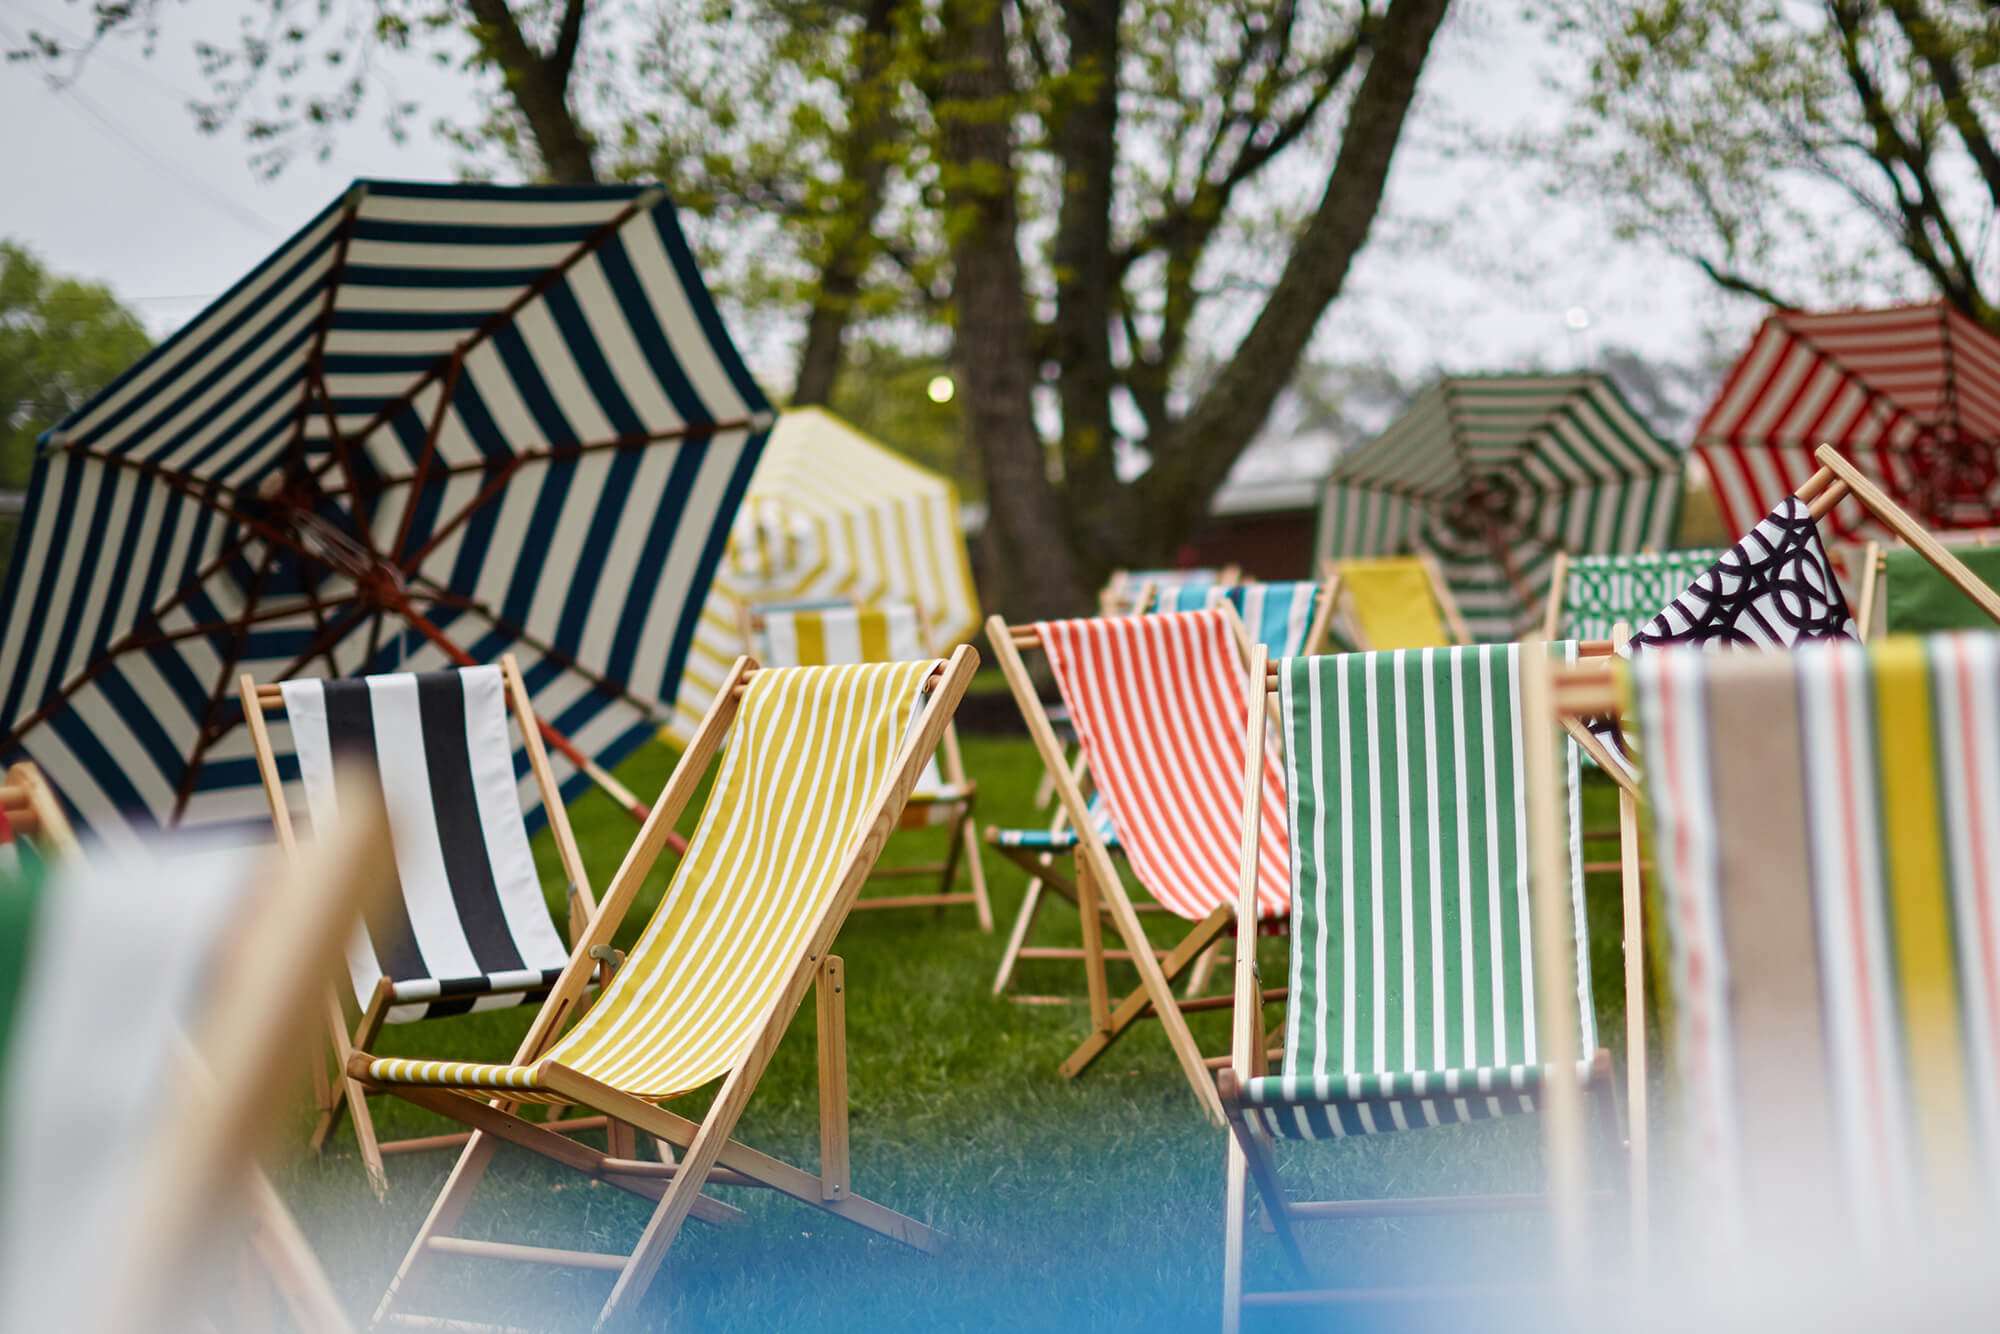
[1278,644,1586,1081]
[1883,547,2000,632]
[1564,548,1725,642]
[0,843,48,1113]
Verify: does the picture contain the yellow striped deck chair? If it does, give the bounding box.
[747,602,991,929]
[362,648,978,1330]
[1321,554,1471,650]
[1616,633,2000,1248]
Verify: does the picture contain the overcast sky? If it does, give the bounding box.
[0,0,1766,418]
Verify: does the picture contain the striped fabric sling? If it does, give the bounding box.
[1150,582,1324,658]
[366,658,939,1100]
[283,666,569,1022]
[1239,643,1596,1139]
[1334,558,1452,651]
[1629,634,2000,1237]
[1036,609,1288,922]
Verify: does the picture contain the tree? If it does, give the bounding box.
[0,242,153,489]
[25,0,1453,616]
[1542,0,2000,327]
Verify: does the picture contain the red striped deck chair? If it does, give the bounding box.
[1582,634,2000,1253]
[990,606,1287,1124]
[1220,642,1629,1326]
[360,649,976,1330]
[241,654,603,1195]
[747,602,991,929]
[0,772,390,1334]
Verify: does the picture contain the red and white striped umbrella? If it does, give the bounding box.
[1696,301,2000,540]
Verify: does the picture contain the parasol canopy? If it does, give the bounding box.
[1696,300,2000,541]
[669,407,978,741]
[0,179,771,836]
[1316,373,1683,640]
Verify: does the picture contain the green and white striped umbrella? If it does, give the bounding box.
[1315,373,1685,640]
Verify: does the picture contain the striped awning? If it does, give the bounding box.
[1316,373,1683,640]
[0,179,771,837]
[669,407,977,741]
[1696,301,2000,541]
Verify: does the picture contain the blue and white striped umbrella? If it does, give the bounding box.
[0,179,772,837]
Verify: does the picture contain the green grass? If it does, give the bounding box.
[277,734,1646,1331]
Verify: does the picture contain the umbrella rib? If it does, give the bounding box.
[337,190,660,456]
[387,350,466,563]
[286,186,372,533]
[173,542,281,822]
[64,446,333,572]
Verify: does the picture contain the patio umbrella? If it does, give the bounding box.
[1316,373,1683,640]
[1696,300,2000,541]
[668,407,978,740]
[0,179,772,836]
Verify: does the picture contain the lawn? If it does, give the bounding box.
[276,721,1646,1332]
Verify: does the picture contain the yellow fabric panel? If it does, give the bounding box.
[795,611,829,666]
[1870,638,1974,1214]
[1340,558,1450,650]
[374,658,938,1100]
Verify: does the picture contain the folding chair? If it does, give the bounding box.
[988,580,1333,1001]
[1219,640,1631,1327]
[746,603,991,930]
[0,767,391,1334]
[361,649,976,1329]
[1098,564,1238,615]
[1540,548,1726,642]
[990,606,1287,1124]
[1557,633,2000,1247]
[1319,554,1471,649]
[0,760,81,865]
[240,654,606,1195]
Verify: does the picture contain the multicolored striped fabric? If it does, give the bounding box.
[1101,567,1222,615]
[1630,635,2000,1235]
[1331,558,1453,651]
[752,604,960,812]
[0,179,770,837]
[1561,549,1725,642]
[1318,374,1684,640]
[1034,610,1288,922]
[1696,302,2000,542]
[1240,644,1593,1139]
[1150,582,1323,657]
[281,666,569,1023]
[365,658,939,1099]
[670,408,977,741]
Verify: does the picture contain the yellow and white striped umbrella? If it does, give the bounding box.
[667,408,978,741]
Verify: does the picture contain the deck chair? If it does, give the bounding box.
[1571,633,2000,1249]
[1098,563,1238,615]
[988,580,1333,1001]
[1319,554,1471,649]
[746,603,991,930]
[240,655,604,1195]
[1540,548,1726,641]
[1219,641,1629,1327]
[360,650,976,1330]
[0,768,391,1334]
[990,607,1288,1124]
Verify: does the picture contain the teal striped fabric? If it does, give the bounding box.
[1152,581,1321,656]
[1242,643,1593,1138]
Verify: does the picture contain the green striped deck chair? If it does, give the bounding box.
[362,650,977,1330]
[1219,644,1621,1322]
[1628,634,2000,1244]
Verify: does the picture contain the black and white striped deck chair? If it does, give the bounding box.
[240,654,604,1195]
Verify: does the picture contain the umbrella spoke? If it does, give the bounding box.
[173,543,280,821]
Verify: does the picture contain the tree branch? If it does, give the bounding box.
[461,0,597,183]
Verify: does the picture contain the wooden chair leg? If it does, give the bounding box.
[934,805,968,911]
[960,808,994,933]
[1186,940,1223,998]
[1059,903,1235,1080]
[1076,853,1111,1034]
[817,955,850,1201]
[992,877,1048,996]
[372,1130,503,1326]
[1223,1133,1250,1334]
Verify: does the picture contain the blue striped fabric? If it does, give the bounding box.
[1151,582,1322,656]
[0,180,771,835]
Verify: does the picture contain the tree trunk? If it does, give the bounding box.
[462,0,599,184]
[1139,0,1453,542]
[935,0,1092,619]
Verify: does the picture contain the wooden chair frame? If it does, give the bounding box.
[989,574,1338,1005]
[741,604,992,931]
[239,652,609,1197]
[988,606,1279,1127]
[0,760,82,861]
[1800,444,2000,625]
[365,647,977,1330]
[1217,641,1639,1326]
[1317,552,1473,648]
